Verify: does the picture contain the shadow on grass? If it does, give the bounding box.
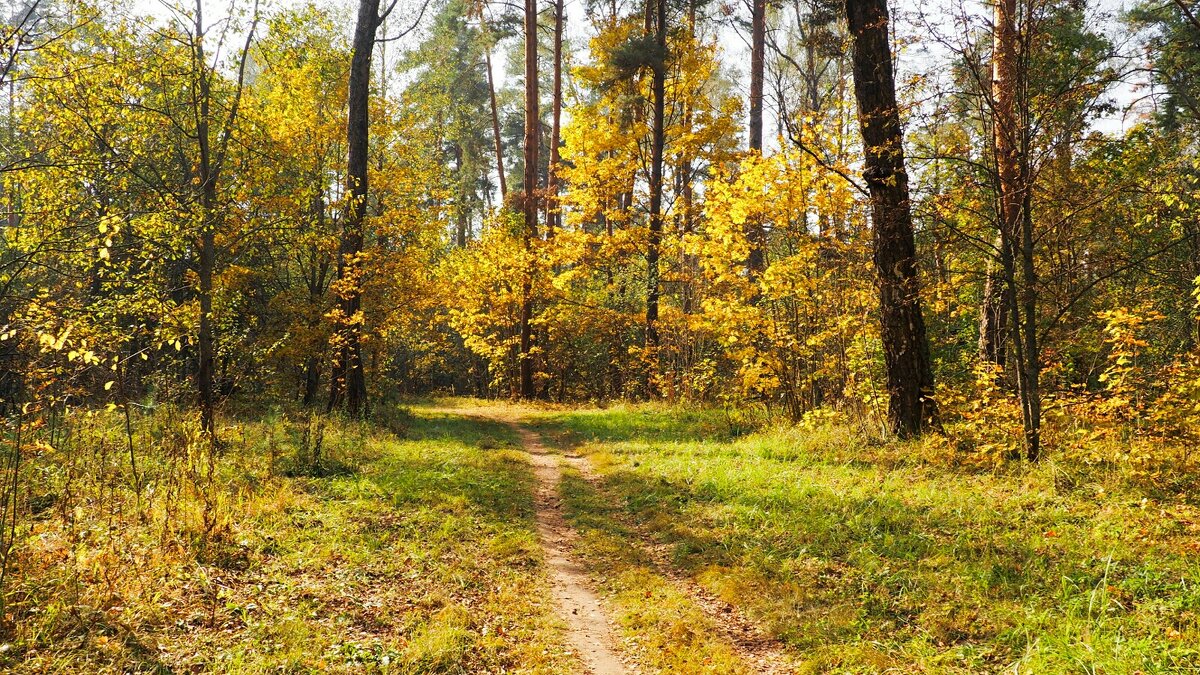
[323,408,537,526]
[547,425,1160,666]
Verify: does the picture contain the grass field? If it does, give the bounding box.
[531,404,1200,674]
[8,399,1200,673]
[5,405,577,674]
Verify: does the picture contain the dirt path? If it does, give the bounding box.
[461,407,795,674]
[507,421,629,675]
[551,435,799,675]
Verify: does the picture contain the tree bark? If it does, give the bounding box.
[991,0,1040,459]
[644,0,667,393]
[329,0,379,416]
[519,0,539,400]
[979,235,1008,367]
[191,0,255,439]
[746,0,767,281]
[845,0,939,437]
[547,0,564,236]
[193,1,217,439]
[982,0,1019,370]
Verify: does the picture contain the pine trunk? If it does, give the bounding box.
[845,0,939,437]
[644,0,667,394]
[519,0,539,400]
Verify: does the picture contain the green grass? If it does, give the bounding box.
[532,404,1200,674]
[558,466,755,673]
[5,405,578,674]
[13,399,1200,673]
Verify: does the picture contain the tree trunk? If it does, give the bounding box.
[194,0,217,438]
[679,0,697,315]
[302,356,321,405]
[197,187,216,436]
[845,0,939,437]
[746,0,767,281]
[644,0,667,394]
[983,0,1020,371]
[329,0,379,416]
[519,0,539,400]
[485,46,507,202]
[547,0,564,237]
[1017,186,1040,459]
[302,191,328,406]
[992,0,1040,459]
[979,236,1008,367]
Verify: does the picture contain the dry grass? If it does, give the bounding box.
[2,404,578,673]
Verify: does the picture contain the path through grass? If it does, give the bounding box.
[531,404,1200,674]
[8,406,578,674]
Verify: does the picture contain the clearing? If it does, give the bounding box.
[7,400,1200,674]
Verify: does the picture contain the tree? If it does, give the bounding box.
[978,0,1016,370]
[519,0,538,399]
[329,0,385,415]
[746,0,768,280]
[845,0,939,436]
[405,0,494,248]
[191,0,259,437]
[245,6,349,406]
[484,21,507,200]
[547,0,565,236]
[644,0,668,392]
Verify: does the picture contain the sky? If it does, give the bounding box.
[120,0,1153,137]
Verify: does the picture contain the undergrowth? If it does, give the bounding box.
[0,403,577,673]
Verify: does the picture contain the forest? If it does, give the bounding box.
[3,0,1200,669]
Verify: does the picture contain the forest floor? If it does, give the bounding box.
[7,399,1200,673]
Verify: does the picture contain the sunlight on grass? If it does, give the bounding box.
[5,405,578,674]
[536,404,1200,674]
[559,468,754,674]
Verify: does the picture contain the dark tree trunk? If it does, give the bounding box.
[644,0,667,394]
[679,0,697,315]
[302,356,321,405]
[197,191,216,436]
[547,0,564,236]
[746,0,767,281]
[978,254,1008,368]
[519,0,539,400]
[845,0,939,437]
[991,0,1040,460]
[1016,188,1040,459]
[302,191,329,407]
[329,0,379,416]
[190,0,256,439]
